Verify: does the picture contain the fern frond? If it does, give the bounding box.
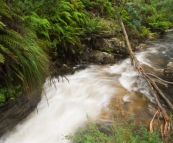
[52,24,64,35]
[59,1,74,11]
[85,17,109,35]
[52,15,67,26]
[0,34,25,51]
[60,11,72,22]
[24,12,51,40]
[73,11,87,25]
[5,30,23,41]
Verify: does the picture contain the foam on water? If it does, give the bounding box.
[0,66,117,143]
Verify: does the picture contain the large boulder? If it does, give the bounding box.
[89,50,115,64]
[94,38,128,55]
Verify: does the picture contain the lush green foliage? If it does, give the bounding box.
[81,0,116,18]
[0,0,112,105]
[64,117,162,143]
[126,0,173,32]
[14,0,111,61]
[157,0,173,23]
[0,0,50,105]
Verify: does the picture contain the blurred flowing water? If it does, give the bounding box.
[1,33,173,143]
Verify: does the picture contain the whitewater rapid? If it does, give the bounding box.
[1,38,173,143]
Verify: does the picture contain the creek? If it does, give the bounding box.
[0,33,173,143]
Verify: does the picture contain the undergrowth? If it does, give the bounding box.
[64,116,162,143]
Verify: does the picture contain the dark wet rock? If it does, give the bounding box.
[73,64,88,71]
[89,50,115,64]
[59,64,75,75]
[51,63,75,76]
[0,89,41,137]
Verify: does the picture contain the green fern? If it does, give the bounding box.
[24,12,51,41]
[73,11,88,25]
[85,17,109,35]
[60,11,76,25]
[59,1,75,11]
[52,14,68,26]
[52,24,64,35]
[0,0,50,104]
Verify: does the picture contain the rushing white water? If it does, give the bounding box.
[1,38,173,143]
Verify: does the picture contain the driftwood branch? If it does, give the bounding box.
[116,11,171,136]
[146,73,173,85]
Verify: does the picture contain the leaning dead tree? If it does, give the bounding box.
[117,13,173,136]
